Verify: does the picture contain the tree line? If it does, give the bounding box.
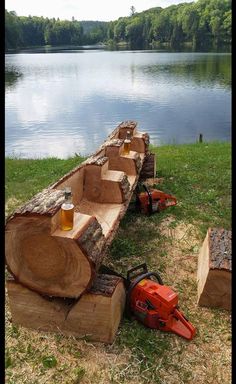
[5,0,231,51]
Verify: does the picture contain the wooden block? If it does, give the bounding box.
[107,150,141,176]
[65,274,126,343]
[131,132,148,153]
[7,277,69,332]
[197,228,231,310]
[7,274,126,344]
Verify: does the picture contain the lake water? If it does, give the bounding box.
[5,48,231,159]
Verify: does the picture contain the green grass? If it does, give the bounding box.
[150,141,231,234]
[5,141,231,384]
[5,155,85,215]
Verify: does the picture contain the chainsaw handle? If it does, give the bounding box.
[135,184,153,214]
[127,263,148,282]
[142,184,153,215]
[125,271,163,318]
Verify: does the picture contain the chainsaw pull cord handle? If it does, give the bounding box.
[142,184,153,215]
[125,272,164,318]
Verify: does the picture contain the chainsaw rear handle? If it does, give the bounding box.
[135,184,153,214]
[125,271,164,318]
[142,184,153,214]
[127,263,148,282]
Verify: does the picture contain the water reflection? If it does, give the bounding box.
[141,54,231,89]
[5,68,23,89]
[5,51,231,159]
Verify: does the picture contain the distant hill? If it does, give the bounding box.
[80,20,108,34]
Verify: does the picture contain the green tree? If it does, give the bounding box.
[114,18,127,42]
[125,16,144,48]
[5,0,231,50]
[5,10,22,49]
[222,10,231,42]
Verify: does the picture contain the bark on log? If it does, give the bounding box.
[197,228,231,310]
[7,274,126,344]
[140,153,156,180]
[5,121,149,298]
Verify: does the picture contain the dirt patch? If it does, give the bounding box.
[159,215,199,243]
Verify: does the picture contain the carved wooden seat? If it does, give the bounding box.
[5,121,156,342]
[5,121,153,298]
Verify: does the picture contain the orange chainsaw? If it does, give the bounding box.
[125,264,196,340]
[100,263,196,341]
[135,184,177,215]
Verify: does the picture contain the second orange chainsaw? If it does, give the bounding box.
[135,184,177,215]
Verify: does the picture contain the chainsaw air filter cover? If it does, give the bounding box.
[131,279,179,318]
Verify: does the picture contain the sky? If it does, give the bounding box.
[5,0,196,22]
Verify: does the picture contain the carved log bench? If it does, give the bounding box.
[5,121,155,343]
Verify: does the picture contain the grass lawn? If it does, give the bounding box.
[5,141,231,384]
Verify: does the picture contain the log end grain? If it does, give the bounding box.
[6,213,98,298]
[197,228,232,310]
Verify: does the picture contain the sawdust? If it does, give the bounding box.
[156,216,201,286]
[80,346,134,383]
[143,177,164,187]
[159,215,199,243]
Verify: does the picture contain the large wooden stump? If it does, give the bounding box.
[7,274,126,344]
[197,228,231,310]
[5,121,155,299]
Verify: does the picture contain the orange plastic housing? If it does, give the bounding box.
[138,189,177,214]
[130,279,196,340]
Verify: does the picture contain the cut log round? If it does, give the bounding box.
[5,212,106,298]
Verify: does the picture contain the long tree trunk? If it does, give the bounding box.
[5,121,155,298]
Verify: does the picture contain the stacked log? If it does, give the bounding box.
[197,228,231,310]
[5,121,156,343]
[7,274,126,344]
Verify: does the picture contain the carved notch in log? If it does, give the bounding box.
[197,228,232,310]
[5,121,153,299]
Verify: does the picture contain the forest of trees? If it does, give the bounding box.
[5,0,231,51]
